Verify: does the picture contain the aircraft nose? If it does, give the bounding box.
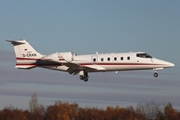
[168,62,175,67]
[154,58,175,68]
[163,61,175,68]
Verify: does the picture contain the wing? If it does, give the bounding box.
[40,58,105,74]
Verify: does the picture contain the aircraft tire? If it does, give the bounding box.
[153,73,158,77]
[84,77,88,82]
[79,75,84,80]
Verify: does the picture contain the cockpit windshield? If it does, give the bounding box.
[136,53,152,58]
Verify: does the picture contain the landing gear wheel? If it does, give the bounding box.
[80,75,84,80]
[153,72,158,77]
[84,77,88,82]
[79,75,88,82]
[79,71,89,82]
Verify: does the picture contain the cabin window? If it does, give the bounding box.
[101,58,104,61]
[127,56,130,60]
[107,57,110,61]
[121,57,123,60]
[114,57,117,61]
[93,58,96,62]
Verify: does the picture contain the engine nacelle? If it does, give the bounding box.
[58,52,74,62]
[42,52,74,63]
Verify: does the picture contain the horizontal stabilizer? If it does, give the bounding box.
[6,40,25,46]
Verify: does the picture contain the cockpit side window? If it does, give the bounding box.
[136,53,152,58]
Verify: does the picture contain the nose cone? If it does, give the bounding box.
[153,58,175,68]
[168,62,175,67]
[160,60,175,68]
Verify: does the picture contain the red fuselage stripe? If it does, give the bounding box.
[80,63,162,66]
[16,57,51,60]
[16,57,163,66]
[16,63,162,66]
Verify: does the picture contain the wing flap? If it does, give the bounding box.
[63,63,105,71]
[83,65,105,71]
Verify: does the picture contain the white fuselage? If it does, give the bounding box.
[40,52,174,73]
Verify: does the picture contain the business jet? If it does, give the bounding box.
[7,39,174,82]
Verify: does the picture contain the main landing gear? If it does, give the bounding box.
[79,70,89,82]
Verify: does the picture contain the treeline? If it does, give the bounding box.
[0,93,180,120]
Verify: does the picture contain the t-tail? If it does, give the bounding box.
[7,39,43,69]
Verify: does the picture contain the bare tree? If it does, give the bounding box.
[29,93,44,120]
[136,101,164,120]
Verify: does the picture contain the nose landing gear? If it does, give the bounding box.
[153,72,158,77]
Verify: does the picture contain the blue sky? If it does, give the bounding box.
[0,1,180,109]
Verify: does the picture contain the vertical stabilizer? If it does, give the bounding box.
[7,39,43,69]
